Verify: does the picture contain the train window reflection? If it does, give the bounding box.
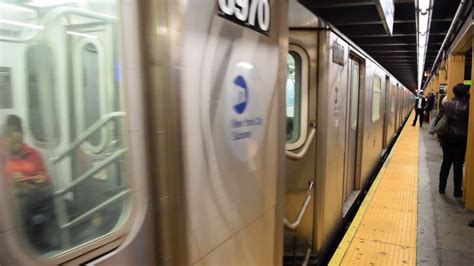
[287,51,301,143]
[372,75,381,122]
[0,1,130,261]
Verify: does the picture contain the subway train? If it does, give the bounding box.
[0,0,414,265]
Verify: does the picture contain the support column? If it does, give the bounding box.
[439,69,448,85]
[465,39,474,211]
[430,75,439,111]
[424,80,432,96]
[433,74,440,95]
[446,54,466,99]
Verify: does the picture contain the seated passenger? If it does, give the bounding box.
[1,114,57,252]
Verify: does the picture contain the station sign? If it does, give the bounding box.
[217,0,271,35]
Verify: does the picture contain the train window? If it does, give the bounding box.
[350,62,360,130]
[391,84,396,112]
[75,40,107,153]
[1,1,130,261]
[0,67,13,108]
[287,52,300,142]
[286,45,308,150]
[372,75,381,122]
[26,44,59,144]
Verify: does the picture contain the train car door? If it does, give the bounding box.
[284,40,316,262]
[382,76,390,149]
[343,57,361,210]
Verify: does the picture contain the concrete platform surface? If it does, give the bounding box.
[417,126,474,266]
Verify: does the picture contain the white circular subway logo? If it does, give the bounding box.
[227,73,264,161]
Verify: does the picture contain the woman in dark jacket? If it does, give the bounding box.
[436,83,470,197]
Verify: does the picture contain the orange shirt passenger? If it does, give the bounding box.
[1,114,57,252]
[1,115,50,188]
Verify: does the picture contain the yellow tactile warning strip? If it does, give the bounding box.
[330,112,419,265]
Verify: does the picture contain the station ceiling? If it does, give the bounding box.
[299,0,463,92]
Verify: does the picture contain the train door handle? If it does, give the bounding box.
[285,121,317,160]
[283,180,315,230]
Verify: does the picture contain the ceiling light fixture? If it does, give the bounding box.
[25,0,80,7]
[66,30,98,39]
[417,0,433,90]
[0,3,36,13]
[0,19,43,30]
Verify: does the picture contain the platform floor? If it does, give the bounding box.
[330,112,474,265]
[417,123,474,265]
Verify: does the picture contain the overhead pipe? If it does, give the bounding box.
[424,0,468,90]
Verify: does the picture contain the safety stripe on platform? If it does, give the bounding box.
[329,112,418,266]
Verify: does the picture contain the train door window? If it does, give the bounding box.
[75,40,107,153]
[350,62,360,130]
[1,1,131,262]
[286,45,308,150]
[391,84,396,112]
[372,75,382,122]
[0,67,13,108]
[26,44,59,144]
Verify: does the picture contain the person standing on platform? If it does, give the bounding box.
[424,92,436,121]
[436,83,470,198]
[412,93,426,127]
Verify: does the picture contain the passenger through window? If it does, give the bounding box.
[0,1,130,260]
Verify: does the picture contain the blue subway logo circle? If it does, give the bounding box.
[233,75,248,114]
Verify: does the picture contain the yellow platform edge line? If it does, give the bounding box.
[328,111,414,266]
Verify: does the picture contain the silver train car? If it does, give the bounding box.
[283,2,413,263]
[0,0,413,265]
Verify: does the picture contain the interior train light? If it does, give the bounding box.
[66,30,98,39]
[0,3,36,13]
[0,19,43,30]
[25,1,117,20]
[26,0,80,7]
[237,62,254,69]
[71,9,117,20]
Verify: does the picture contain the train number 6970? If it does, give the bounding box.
[218,0,270,33]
